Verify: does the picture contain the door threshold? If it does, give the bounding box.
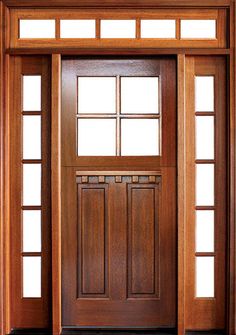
[61,327,176,335]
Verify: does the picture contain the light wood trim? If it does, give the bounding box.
[2,0,232,7]
[76,171,161,176]
[51,54,61,335]
[177,54,186,335]
[0,2,10,335]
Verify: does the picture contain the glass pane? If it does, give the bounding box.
[23,256,41,298]
[121,119,159,156]
[121,77,159,114]
[196,210,214,252]
[23,115,41,160]
[181,20,216,39]
[195,76,214,112]
[196,116,214,160]
[23,76,41,112]
[23,210,41,253]
[60,20,96,38]
[20,20,55,38]
[101,20,136,38]
[196,257,214,297]
[196,164,214,206]
[141,20,176,38]
[23,164,41,206]
[77,119,116,156]
[78,77,116,114]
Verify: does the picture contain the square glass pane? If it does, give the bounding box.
[77,119,116,156]
[196,210,214,252]
[196,256,214,298]
[23,210,41,253]
[181,20,216,39]
[196,116,214,160]
[101,20,136,38]
[23,256,41,298]
[78,77,116,114]
[23,76,41,112]
[20,20,55,38]
[60,20,96,38]
[141,20,176,38]
[23,115,41,160]
[195,76,214,112]
[121,119,159,156]
[23,164,41,206]
[121,77,159,114]
[196,164,214,206]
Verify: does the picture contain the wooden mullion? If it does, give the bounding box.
[116,75,121,156]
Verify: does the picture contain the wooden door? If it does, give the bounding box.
[61,57,176,328]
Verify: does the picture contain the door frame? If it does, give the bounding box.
[0,1,235,335]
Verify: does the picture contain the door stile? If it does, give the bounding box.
[177,54,186,335]
[51,54,62,335]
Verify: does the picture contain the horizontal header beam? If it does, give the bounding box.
[2,0,232,7]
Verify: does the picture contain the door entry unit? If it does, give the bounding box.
[0,2,235,335]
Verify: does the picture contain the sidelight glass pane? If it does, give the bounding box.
[121,77,159,114]
[196,116,214,160]
[196,210,214,252]
[60,20,96,38]
[196,164,214,206]
[78,77,116,114]
[77,119,116,156]
[23,210,41,253]
[195,76,214,112]
[196,256,214,297]
[181,20,216,39]
[121,119,159,156]
[19,20,55,38]
[23,164,41,206]
[23,256,41,298]
[141,20,176,38]
[23,115,41,160]
[23,75,41,112]
[101,20,136,38]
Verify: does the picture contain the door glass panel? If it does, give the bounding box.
[23,115,41,160]
[78,77,116,114]
[23,256,41,298]
[100,20,136,38]
[196,256,214,297]
[196,116,214,160]
[60,20,96,38]
[195,76,214,112]
[196,164,214,206]
[77,119,116,156]
[196,210,214,252]
[121,77,159,114]
[23,75,41,112]
[23,210,41,253]
[121,119,159,156]
[181,20,216,39]
[19,20,55,38]
[141,20,176,38]
[23,164,41,206]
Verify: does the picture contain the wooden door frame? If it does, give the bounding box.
[0,1,235,335]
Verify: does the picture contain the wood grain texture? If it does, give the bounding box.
[51,54,61,335]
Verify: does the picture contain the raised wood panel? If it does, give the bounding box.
[128,185,159,298]
[78,185,108,297]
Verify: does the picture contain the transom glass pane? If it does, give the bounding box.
[23,76,41,112]
[78,77,116,114]
[101,20,136,38]
[181,20,216,39]
[121,77,159,114]
[20,20,55,39]
[196,257,214,298]
[121,119,159,156]
[141,20,176,38]
[195,76,214,112]
[77,119,116,156]
[60,20,96,38]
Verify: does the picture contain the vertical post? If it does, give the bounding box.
[177,54,186,335]
[51,54,62,335]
